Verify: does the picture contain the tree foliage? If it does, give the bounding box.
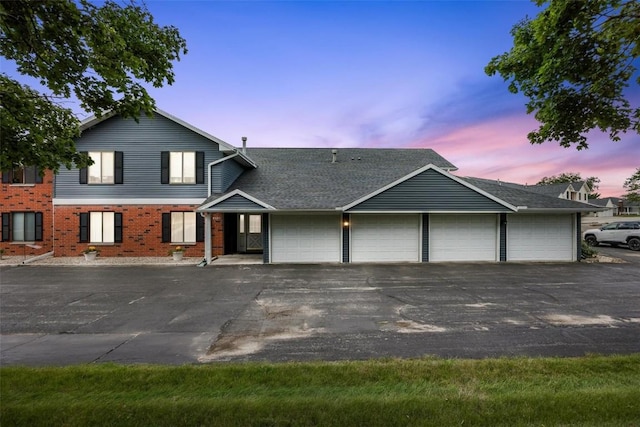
[0,0,187,173]
[485,0,640,149]
[536,172,601,198]
[623,167,640,202]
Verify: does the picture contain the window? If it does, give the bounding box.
[162,212,204,243]
[2,166,42,184]
[79,212,123,243]
[1,212,43,242]
[161,151,204,184]
[79,151,123,184]
[88,152,114,184]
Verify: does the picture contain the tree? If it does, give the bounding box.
[536,172,601,199]
[485,0,639,150]
[623,167,640,202]
[0,0,187,173]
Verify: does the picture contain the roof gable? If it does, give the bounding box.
[198,190,274,212]
[344,165,516,212]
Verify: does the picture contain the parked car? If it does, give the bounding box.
[582,221,640,251]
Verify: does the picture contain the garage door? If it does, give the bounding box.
[351,214,420,263]
[507,214,574,261]
[270,214,341,263]
[430,214,498,262]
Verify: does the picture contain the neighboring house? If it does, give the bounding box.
[52,110,255,257]
[1,166,54,257]
[198,150,598,264]
[586,197,621,217]
[619,200,640,216]
[525,181,592,203]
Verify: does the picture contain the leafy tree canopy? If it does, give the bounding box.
[623,167,640,202]
[486,0,639,150]
[536,172,601,198]
[0,0,187,173]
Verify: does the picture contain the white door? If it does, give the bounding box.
[507,214,574,261]
[270,214,341,263]
[351,214,420,263]
[430,214,498,262]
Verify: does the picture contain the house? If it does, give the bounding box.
[5,108,599,263]
[586,197,621,217]
[1,166,54,257]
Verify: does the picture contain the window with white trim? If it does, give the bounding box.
[170,152,196,184]
[88,152,115,184]
[171,212,196,243]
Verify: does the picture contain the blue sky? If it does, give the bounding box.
[6,0,639,196]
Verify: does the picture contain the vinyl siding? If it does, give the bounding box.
[212,194,267,211]
[348,169,510,212]
[56,113,224,199]
[221,161,245,192]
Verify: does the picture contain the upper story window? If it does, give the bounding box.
[161,151,205,185]
[79,151,123,184]
[2,166,43,185]
[171,152,195,183]
[1,212,43,242]
[89,152,114,184]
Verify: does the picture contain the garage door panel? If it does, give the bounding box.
[508,214,573,261]
[271,215,341,263]
[351,215,420,263]
[430,214,498,262]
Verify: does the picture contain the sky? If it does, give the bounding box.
[5,0,640,196]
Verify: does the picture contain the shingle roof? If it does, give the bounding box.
[207,148,457,209]
[461,177,599,210]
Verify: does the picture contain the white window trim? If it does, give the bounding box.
[88,152,115,184]
[169,152,196,184]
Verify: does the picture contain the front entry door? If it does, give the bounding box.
[238,214,263,253]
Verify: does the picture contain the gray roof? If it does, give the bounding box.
[462,177,599,211]
[205,148,457,210]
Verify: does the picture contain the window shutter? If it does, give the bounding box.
[35,212,43,241]
[161,152,169,184]
[24,166,37,184]
[114,212,123,243]
[162,213,171,242]
[79,152,88,184]
[79,213,89,243]
[196,213,204,242]
[35,168,43,184]
[196,151,205,184]
[1,213,10,241]
[114,152,124,184]
[2,170,12,183]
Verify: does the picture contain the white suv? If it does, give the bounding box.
[583,221,640,251]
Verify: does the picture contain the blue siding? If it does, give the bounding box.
[56,113,224,199]
[221,161,245,192]
[213,194,266,211]
[348,169,510,212]
[421,214,429,262]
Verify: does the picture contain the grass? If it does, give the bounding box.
[2,355,639,426]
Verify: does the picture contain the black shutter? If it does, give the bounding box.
[24,166,37,184]
[35,168,43,184]
[114,152,123,184]
[79,213,89,242]
[196,213,204,242]
[79,152,88,184]
[162,213,171,242]
[114,212,123,243]
[1,213,10,241]
[2,171,11,183]
[196,151,205,184]
[161,152,169,184]
[35,212,43,241]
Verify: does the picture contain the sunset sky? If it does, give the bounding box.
[6,1,639,196]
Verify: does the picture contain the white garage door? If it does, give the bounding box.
[351,214,420,263]
[508,214,574,261]
[270,214,341,263]
[430,214,498,262]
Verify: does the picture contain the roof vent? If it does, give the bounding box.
[331,149,337,163]
[242,136,247,154]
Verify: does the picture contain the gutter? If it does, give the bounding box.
[207,153,239,197]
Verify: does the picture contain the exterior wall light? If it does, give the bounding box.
[343,221,349,227]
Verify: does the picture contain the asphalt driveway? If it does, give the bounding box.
[1,260,639,365]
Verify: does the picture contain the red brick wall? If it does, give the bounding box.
[0,170,54,256]
[53,205,224,257]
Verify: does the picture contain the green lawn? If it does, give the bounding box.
[2,355,639,426]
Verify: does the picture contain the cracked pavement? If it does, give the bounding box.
[1,252,639,365]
